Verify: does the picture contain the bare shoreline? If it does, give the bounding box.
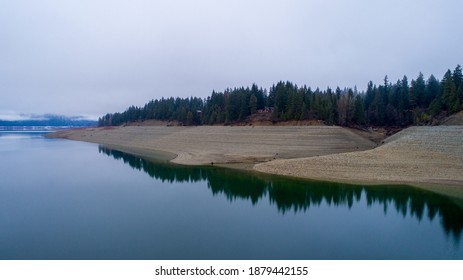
[255,126,463,199]
[48,125,463,199]
[49,125,377,165]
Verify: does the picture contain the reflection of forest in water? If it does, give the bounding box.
[99,146,463,239]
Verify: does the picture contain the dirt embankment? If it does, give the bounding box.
[254,126,463,197]
[442,110,463,125]
[48,125,376,166]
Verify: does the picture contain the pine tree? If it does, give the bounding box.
[410,72,426,108]
[353,95,366,125]
[442,70,458,112]
[272,81,289,120]
[249,94,258,114]
[453,65,462,88]
[425,75,440,108]
[364,81,375,113]
[453,65,463,111]
[457,81,463,108]
[337,89,354,126]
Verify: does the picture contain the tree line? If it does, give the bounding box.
[98,65,463,127]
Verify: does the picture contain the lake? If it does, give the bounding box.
[0,132,462,259]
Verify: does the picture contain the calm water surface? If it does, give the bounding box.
[0,132,462,259]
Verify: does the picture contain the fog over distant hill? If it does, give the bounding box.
[0,114,97,128]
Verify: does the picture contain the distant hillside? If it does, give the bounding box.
[0,114,97,127]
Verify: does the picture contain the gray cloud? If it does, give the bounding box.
[1,0,462,118]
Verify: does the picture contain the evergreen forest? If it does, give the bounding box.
[98,65,463,128]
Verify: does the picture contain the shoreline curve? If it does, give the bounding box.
[47,125,463,199]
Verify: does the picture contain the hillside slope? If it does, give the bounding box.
[255,126,463,198]
[442,110,463,125]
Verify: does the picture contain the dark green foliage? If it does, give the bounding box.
[353,95,366,125]
[98,97,204,126]
[425,75,440,108]
[98,65,462,127]
[441,70,459,113]
[398,76,412,125]
[453,65,463,112]
[410,72,426,108]
[271,81,290,120]
[453,65,462,88]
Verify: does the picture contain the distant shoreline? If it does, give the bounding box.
[0,125,89,132]
[47,124,463,200]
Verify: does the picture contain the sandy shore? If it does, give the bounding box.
[49,125,463,198]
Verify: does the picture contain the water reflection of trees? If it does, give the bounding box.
[99,146,463,239]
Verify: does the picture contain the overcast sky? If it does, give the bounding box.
[1,0,462,120]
